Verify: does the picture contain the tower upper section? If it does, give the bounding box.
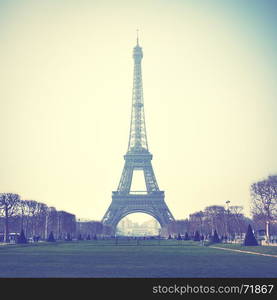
[127,35,149,153]
[133,40,143,62]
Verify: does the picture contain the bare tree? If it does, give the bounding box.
[228,206,247,237]
[24,200,39,238]
[34,202,48,239]
[18,200,29,232]
[45,207,58,239]
[25,200,39,238]
[204,205,226,236]
[0,193,20,242]
[189,211,204,235]
[0,194,78,241]
[162,219,190,237]
[251,175,277,240]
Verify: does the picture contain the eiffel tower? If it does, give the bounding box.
[102,34,174,233]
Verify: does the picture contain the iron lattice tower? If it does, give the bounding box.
[102,35,174,232]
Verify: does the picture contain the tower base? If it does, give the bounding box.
[102,191,174,234]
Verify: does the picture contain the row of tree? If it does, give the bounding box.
[0,193,114,243]
[163,205,252,238]
[0,193,76,242]
[163,175,277,239]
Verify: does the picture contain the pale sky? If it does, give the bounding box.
[0,0,276,222]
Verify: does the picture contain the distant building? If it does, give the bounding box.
[117,217,160,236]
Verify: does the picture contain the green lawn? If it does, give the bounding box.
[0,240,276,277]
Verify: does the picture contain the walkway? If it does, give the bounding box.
[210,246,277,258]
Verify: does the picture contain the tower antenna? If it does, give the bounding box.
[136,29,139,45]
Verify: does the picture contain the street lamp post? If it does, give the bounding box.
[265,200,271,244]
[266,220,270,244]
[226,200,230,242]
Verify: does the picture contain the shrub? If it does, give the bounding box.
[47,231,56,242]
[244,224,258,246]
[17,229,27,244]
[193,231,200,241]
[184,232,189,240]
[211,230,220,243]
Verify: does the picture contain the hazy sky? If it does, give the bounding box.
[0,0,276,222]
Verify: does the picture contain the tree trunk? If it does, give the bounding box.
[4,206,9,243]
[25,218,29,238]
[44,213,48,240]
[21,212,24,231]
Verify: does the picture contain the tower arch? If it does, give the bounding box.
[116,212,161,236]
[113,209,163,230]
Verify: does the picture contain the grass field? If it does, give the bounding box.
[0,240,277,278]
